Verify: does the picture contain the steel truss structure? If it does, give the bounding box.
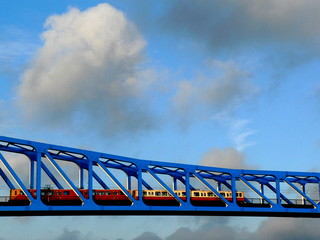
[0,135,320,217]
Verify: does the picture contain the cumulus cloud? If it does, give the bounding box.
[173,61,259,123]
[133,232,161,240]
[133,217,248,240]
[252,218,320,240]
[132,217,320,240]
[199,147,254,169]
[18,4,157,136]
[157,0,320,67]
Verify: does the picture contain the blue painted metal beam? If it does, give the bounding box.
[0,135,320,217]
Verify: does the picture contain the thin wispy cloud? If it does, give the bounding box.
[230,119,257,151]
[212,112,257,152]
[0,26,39,72]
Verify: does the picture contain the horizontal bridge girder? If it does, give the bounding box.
[0,136,320,217]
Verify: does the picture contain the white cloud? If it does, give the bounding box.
[18,4,157,135]
[199,147,255,169]
[0,26,39,74]
[230,119,257,151]
[173,61,259,124]
[158,0,320,62]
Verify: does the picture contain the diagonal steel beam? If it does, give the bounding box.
[147,169,184,205]
[0,153,34,202]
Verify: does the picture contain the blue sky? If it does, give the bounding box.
[1,0,320,239]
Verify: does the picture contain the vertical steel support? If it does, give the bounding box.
[173,177,177,190]
[127,175,132,190]
[302,184,306,205]
[87,155,93,200]
[185,171,190,203]
[276,178,281,205]
[79,167,84,189]
[138,168,143,201]
[29,156,35,189]
[36,151,42,202]
[231,176,236,204]
[260,183,265,204]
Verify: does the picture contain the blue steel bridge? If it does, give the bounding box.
[0,135,320,217]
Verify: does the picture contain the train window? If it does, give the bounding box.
[208,192,213,197]
[194,192,199,197]
[155,191,161,196]
[182,192,186,196]
[63,191,70,195]
[143,191,147,196]
[221,192,225,197]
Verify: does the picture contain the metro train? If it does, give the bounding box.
[8,188,245,206]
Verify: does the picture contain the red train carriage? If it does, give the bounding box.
[10,189,83,206]
[92,189,132,206]
[9,188,244,206]
[9,188,132,206]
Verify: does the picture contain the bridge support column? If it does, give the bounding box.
[127,175,132,190]
[29,154,36,189]
[79,167,84,189]
[260,183,264,204]
[173,177,177,190]
[301,184,306,205]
